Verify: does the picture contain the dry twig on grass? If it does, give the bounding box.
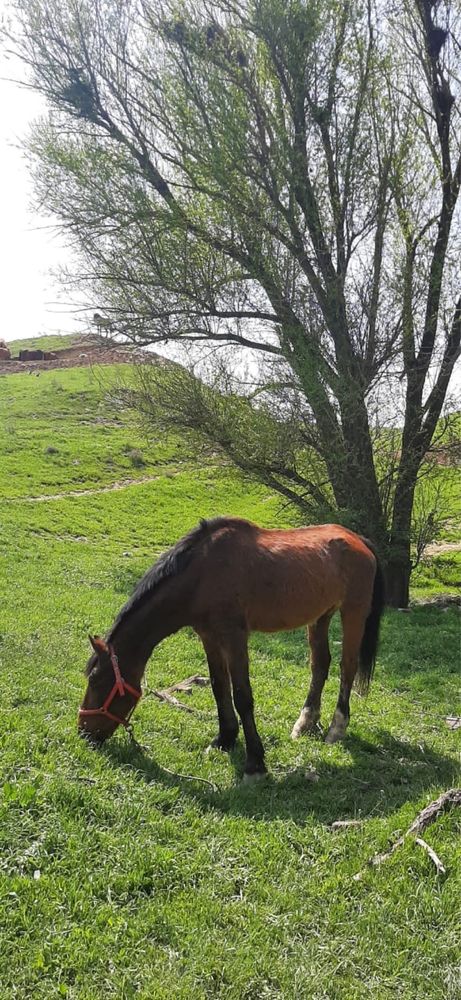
[164,675,209,694]
[445,716,461,731]
[414,837,446,875]
[406,788,461,833]
[330,819,363,830]
[151,690,201,714]
[148,674,210,716]
[353,788,461,880]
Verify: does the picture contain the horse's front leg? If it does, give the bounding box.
[199,631,239,751]
[292,612,333,739]
[225,626,266,781]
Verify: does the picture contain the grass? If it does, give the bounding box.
[412,550,461,599]
[7,333,80,354]
[0,366,195,499]
[0,360,460,1000]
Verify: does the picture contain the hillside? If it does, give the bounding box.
[0,359,460,1000]
[0,332,153,375]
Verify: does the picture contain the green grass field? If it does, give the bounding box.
[7,333,80,355]
[0,358,460,1000]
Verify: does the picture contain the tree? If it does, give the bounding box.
[5,0,460,605]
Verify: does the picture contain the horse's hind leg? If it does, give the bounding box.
[199,631,239,751]
[325,608,365,744]
[291,611,333,739]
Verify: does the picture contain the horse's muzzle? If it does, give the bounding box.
[78,724,109,747]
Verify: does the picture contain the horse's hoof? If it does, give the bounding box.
[206,736,236,754]
[324,726,345,744]
[291,711,319,739]
[291,721,317,739]
[242,770,268,784]
[325,710,347,744]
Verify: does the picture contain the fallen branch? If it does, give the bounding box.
[414,837,446,875]
[147,674,210,716]
[151,689,201,714]
[445,716,461,731]
[354,788,461,880]
[331,819,362,830]
[407,788,461,833]
[164,675,209,694]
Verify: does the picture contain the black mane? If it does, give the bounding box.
[108,516,236,638]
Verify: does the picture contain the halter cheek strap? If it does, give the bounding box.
[79,645,141,730]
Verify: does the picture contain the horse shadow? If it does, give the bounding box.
[102,727,459,826]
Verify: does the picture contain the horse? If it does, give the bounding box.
[79,517,385,780]
[93,313,113,334]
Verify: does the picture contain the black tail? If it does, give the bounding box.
[355,538,386,695]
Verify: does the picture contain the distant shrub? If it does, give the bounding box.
[126,448,146,468]
[45,445,59,455]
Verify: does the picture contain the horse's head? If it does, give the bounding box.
[78,635,141,744]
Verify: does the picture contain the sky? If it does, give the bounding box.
[0,47,85,342]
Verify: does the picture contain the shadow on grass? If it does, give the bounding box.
[102,727,459,826]
[101,606,460,824]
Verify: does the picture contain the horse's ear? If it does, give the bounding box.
[89,634,109,656]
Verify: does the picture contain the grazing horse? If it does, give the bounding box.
[79,517,385,780]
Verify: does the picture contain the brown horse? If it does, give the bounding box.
[79,517,385,779]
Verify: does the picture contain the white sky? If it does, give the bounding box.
[0,47,85,342]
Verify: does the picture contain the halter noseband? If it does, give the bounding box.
[79,644,141,730]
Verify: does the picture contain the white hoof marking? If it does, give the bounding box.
[291,709,319,740]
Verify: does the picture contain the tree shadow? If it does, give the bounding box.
[102,726,459,827]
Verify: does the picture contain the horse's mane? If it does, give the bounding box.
[107,516,245,642]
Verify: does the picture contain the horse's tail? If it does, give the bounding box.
[355,538,386,695]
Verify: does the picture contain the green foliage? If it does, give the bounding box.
[0,365,460,998]
[412,551,461,599]
[132,363,337,521]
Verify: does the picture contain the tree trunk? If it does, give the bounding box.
[386,547,412,608]
[387,463,418,608]
[335,375,387,549]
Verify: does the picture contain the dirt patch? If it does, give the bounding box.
[425,539,461,557]
[411,594,460,609]
[5,473,179,503]
[0,337,163,376]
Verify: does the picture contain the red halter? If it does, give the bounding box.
[79,645,141,730]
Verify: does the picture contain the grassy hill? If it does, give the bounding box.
[0,358,460,999]
[6,332,81,355]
